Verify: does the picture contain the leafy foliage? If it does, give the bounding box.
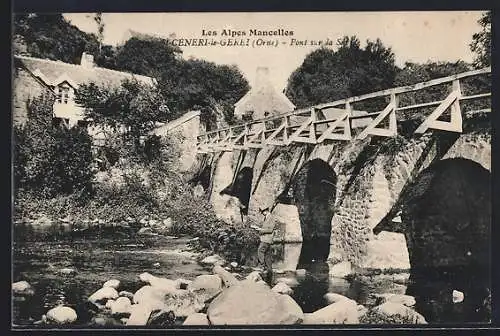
[285,36,397,111]
[395,61,490,134]
[470,12,491,68]
[13,14,100,64]
[13,97,94,198]
[75,79,171,155]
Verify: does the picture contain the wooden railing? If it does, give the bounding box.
[197,67,491,153]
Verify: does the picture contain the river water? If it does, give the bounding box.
[12,223,490,327]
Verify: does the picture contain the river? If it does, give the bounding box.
[12,223,489,327]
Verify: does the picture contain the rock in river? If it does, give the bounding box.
[103,279,120,289]
[147,309,176,326]
[183,312,210,326]
[207,281,303,325]
[46,306,78,324]
[362,302,427,324]
[187,274,223,303]
[12,281,35,296]
[127,304,153,326]
[302,296,359,324]
[272,282,294,295]
[88,287,119,304]
[119,291,135,301]
[201,254,225,266]
[139,273,179,292]
[110,297,132,316]
[373,293,416,307]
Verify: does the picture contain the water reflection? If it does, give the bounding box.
[291,261,330,313]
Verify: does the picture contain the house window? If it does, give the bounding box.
[57,84,71,104]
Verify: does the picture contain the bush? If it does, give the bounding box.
[13,97,95,198]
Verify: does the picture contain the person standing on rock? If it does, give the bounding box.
[252,207,277,284]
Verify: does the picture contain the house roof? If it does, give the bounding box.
[234,84,296,117]
[13,57,56,95]
[14,55,156,89]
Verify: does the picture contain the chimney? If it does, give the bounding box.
[80,52,95,68]
[255,67,270,88]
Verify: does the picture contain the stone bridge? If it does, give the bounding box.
[189,68,491,283]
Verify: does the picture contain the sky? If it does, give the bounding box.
[64,12,486,91]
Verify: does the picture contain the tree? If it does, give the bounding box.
[75,79,171,154]
[13,13,101,64]
[394,61,489,134]
[114,36,182,78]
[470,12,491,68]
[94,13,105,55]
[167,59,249,127]
[285,36,397,110]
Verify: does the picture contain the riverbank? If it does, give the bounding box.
[13,223,424,327]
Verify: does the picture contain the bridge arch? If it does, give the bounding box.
[285,158,337,266]
[374,157,491,322]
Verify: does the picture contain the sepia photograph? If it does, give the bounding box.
[11,11,491,328]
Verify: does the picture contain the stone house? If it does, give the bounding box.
[12,57,56,126]
[12,53,156,143]
[234,67,296,121]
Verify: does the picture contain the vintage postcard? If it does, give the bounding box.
[12,11,491,328]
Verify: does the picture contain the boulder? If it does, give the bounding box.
[132,286,167,310]
[324,293,352,304]
[275,277,299,288]
[373,293,416,307]
[88,287,119,304]
[245,271,263,282]
[187,274,223,302]
[183,312,210,326]
[147,309,176,326]
[363,302,427,324]
[139,273,178,293]
[452,289,464,303]
[103,279,120,289]
[105,299,115,309]
[119,291,135,301]
[302,297,359,324]
[162,289,205,318]
[272,282,294,295]
[12,281,35,296]
[213,265,239,287]
[230,262,238,268]
[207,281,303,325]
[127,304,153,326]
[256,280,271,289]
[110,297,132,316]
[46,306,78,324]
[201,254,225,266]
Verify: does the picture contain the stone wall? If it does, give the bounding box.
[13,65,54,126]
